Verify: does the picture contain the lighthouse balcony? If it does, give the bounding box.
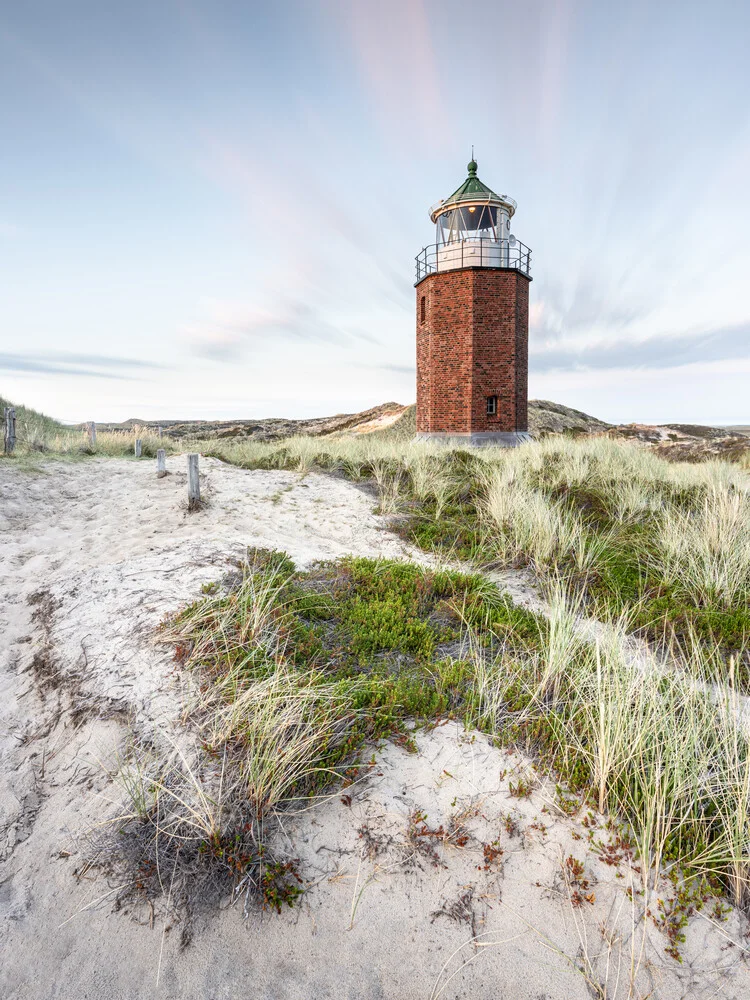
[415,238,532,284]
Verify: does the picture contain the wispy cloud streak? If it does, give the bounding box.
[531,322,750,372]
[324,0,444,148]
[0,352,165,379]
[184,295,380,361]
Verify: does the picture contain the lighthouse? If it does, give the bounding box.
[414,158,532,446]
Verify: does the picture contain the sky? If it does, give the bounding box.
[1,0,749,425]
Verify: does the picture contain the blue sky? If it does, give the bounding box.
[1,0,749,424]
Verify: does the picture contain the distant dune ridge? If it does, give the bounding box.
[1,392,747,456]
[89,398,749,455]
[93,401,410,441]
[92,399,611,439]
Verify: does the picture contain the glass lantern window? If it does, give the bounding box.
[437,205,498,244]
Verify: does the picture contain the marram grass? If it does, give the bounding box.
[113,550,750,918]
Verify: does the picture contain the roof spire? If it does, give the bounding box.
[468,147,477,176]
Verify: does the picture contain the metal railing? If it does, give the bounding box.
[415,238,532,282]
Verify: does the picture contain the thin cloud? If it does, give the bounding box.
[185,296,376,361]
[199,135,413,308]
[377,363,416,375]
[326,0,444,148]
[530,280,658,345]
[531,321,750,372]
[0,352,165,379]
[43,352,166,369]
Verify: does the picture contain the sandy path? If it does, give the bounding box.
[1,456,748,999]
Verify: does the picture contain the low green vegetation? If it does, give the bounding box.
[9,395,749,930]
[114,548,750,924]
[189,434,750,679]
[6,395,749,671]
[478,587,750,910]
[168,549,546,749]
[115,551,547,915]
[479,444,750,672]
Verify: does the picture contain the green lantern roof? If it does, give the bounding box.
[429,159,516,223]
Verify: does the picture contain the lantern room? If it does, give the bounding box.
[416,159,531,281]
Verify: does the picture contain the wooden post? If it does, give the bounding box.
[88,422,97,447]
[157,425,163,438]
[156,449,166,478]
[134,438,142,458]
[187,453,200,510]
[4,407,16,454]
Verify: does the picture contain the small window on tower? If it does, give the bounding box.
[420,296,426,323]
[486,395,498,416]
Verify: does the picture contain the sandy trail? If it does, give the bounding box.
[1,456,748,999]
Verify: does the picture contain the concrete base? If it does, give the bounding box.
[414,431,532,449]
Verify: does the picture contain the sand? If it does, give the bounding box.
[1,455,749,998]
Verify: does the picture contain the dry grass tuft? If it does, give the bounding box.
[99,556,363,921]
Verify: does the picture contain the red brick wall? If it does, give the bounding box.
[416,268,530,435]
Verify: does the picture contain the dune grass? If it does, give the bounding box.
[8,394,749,678]
[9,393,748,937]
[479,588,750,909]
[112,550,546,914]
[190,433,750,672]
[112,549,750,933]
[0,394,70,449]
[0,394,172,461]
[9,395,749,657]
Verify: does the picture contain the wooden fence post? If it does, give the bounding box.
[134,439,142,458]
[156,449,166,478]
[88,422,97,448]
[187,453,200,510]
[157,425,163,438]
[4,407,16,454]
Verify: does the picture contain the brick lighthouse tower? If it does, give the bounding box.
[415,158,532,446]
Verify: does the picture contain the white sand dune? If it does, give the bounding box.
[1,456,748,998]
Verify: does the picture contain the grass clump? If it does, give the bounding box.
[106,553,362,922]
[109,549,545,920]
[651,486,750,609]
[0,394,68,452]
[193,433,750,672]
[0,394,173,462]
[10,393,748,669]
[458,439,750,671]
[470,586,750,910]
[108,547,750,947]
